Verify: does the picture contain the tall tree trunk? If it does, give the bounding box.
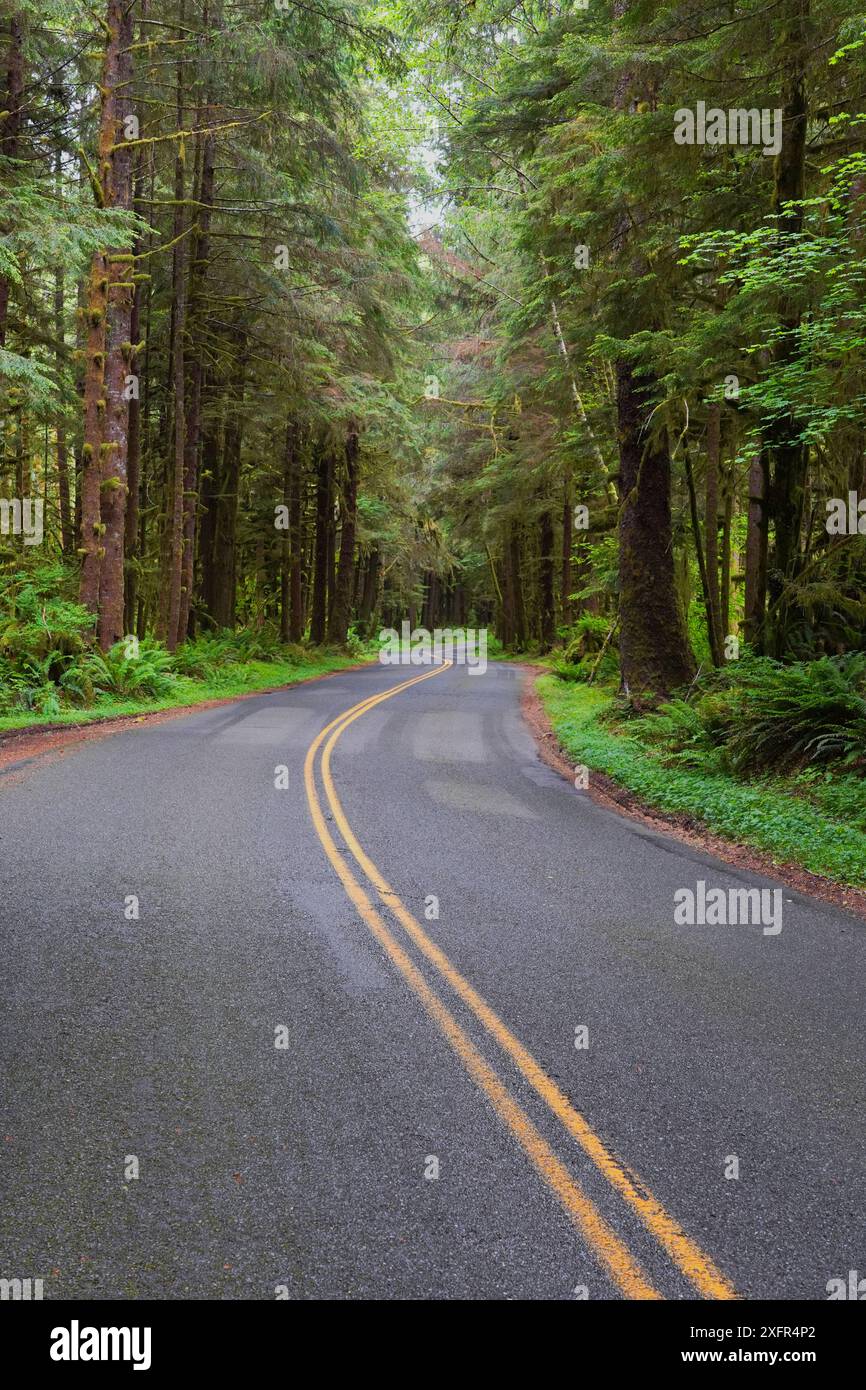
[132,145,155,637]
[165,50,187,651]
[177,117,215,642]
[704,402,722,661]
[422,571,437,630]
[280,420,297,641]
[684,440,722,668]
[611,0,695,698]
[616,363,695,697]
[79,0,136,622]
[0,14,24,348]
[165,257,186,650]
[97,0,136,650]
[123,170,144,632]
[744,448,770,648]
[560,469,573,627]
[79,236,109,615]
[328,426,359,644]
[768,0,810,656]
[358,543,380,635]
[539,503,556,650]
[509,527,527,649]
[325,462,336,629]
[499,537,515,647]
[14,401,25,506]
[51,130,73,553]
[198,400,220,621]
[73,274,86,549]
[289,427,304,641]
[54,260,73,553]
[309,444,331,644]
[211,390,242,629]
[720,466,733,642]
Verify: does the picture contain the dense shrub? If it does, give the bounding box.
[715,653,866,772]
[169,633,238,679]
[0,567,369,719]
[0,562,94,713]
[624,697,725,773]
[77,640,178,701]
[607,652,866,775]
[551,613,618,682]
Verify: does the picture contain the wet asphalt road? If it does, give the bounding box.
[0,658,864,1300]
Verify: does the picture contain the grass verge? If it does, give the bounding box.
[0,650,368,735]
[538,674,866,890]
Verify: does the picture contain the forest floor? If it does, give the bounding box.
[527,668,866,910]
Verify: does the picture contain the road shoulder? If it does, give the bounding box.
[519,662,866,923]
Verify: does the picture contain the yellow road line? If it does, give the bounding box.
[311,663,738,1301]
[304,665,661,1299]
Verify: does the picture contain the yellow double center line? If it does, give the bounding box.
[304,662,737,1301]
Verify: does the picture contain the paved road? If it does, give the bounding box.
[1,659,863,1300]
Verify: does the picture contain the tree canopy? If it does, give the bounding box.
[2,0,866,706]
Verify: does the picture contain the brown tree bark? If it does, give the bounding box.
[79,0,136,623]
[744,448,770,648]
[610,0,695,698]
[309,443,332,644]
[499,538,515,647]
[768,0,810,656]
[720,470,733,642]
[54,254,73,553]
[509,527,527,649]
[358,544,380,635]
[704,402,722,661]
[165,50,187,651]
[560,471,573,628]
[289,428,304,642]
[684,440,722,668]
[616,363,695,698]
[79,249,109,611]
[0,14,24,349]
[326,465,336,629]
[198,402,220,620]
[280,420,299,641]
[165,280,186,649]
[328,426,359,643]
[123,156,145,633]
[539,503,556,650]
[97,0,136,650]
[421,571,438,630]
[73,275,86,549]
[210,390,242,629]
[50,132,73,553]
[176,119,215,642]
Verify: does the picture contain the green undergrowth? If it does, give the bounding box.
[0,560,380,731]
[0,637,374,734]
[538,675,866,890]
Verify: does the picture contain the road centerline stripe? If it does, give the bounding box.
[311,663,738,1302]
[303,665,661,1299]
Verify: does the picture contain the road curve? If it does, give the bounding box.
[1,658,863,1299]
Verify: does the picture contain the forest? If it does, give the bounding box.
[2,0,866,879]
